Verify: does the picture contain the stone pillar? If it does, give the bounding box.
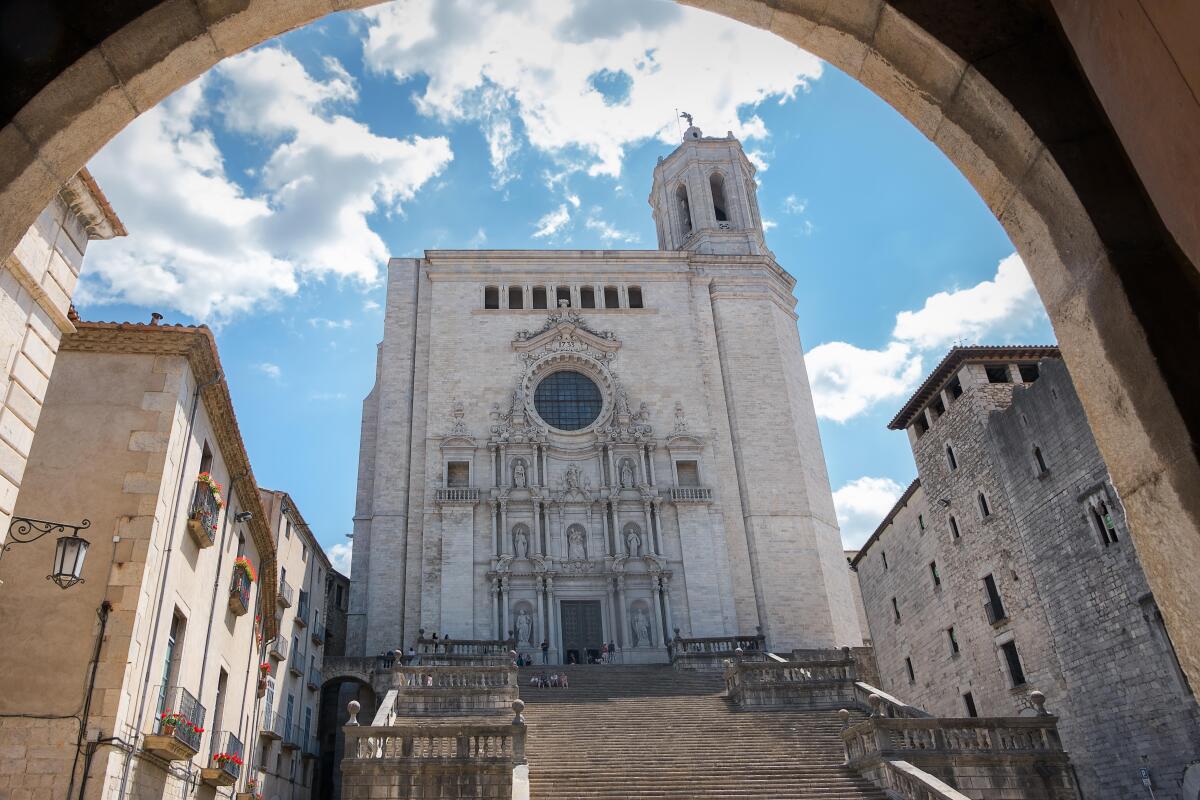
[501,578,511,640]
[488,444,497,486]
[532,501,543,556]
[614,503,627,557]
[499,444,508,487]
[535,578,545,647]
[490,578,500,639]
[490,501,499,557]
[650,500,662,555]
[642,502,653,553]
[650,577,664,647]
[646,444,657,486]
[606,446,618,488]
[616,576,629,649]
[547,577,561,660]
[500,502,510,556]
[662,577,675,642]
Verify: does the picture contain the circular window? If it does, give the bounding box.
[534,371,603,431]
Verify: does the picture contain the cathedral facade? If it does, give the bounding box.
[347,126,862,663]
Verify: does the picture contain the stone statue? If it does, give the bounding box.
[674,401,688,434]
[514,529,528,559]
[634,402,649,424]
[620,460,635,488]
[516,609,533,645]
[615,386,630,416]
[564,464,581,492]
[513,461,527,487]
[625,528,642,557]
[632,608,651,647]
[567,528,586,561]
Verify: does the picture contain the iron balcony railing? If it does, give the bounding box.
[277,577,293,607]
[295,591,309,626]
[154,685,206,753]
[311,621,325,646]
[669,486,713,503]
[259,709,285,739]
[229,565,252,615]
[302,734,319,759]
[268,636,288,661]
[281,723,301,750]
[209,730,244,779]
[189,479,221,545]
[289,654,303,677]
[307,666,321,691]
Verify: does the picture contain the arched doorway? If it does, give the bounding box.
[315,675,375,800]
[0,0,1197,689]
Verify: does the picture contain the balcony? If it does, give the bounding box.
[307,666,321,692]
[259,709,284,740]
[201,731,243,787]
[289,655,303,678]
[277,577,293,608]
[144,686,205,761]
[281,723,301,751]
[435,487,480,504]
[985,600,1008,626]
[187,478,221,549]
[301,734,319,760]
[294,592,309,627]
[228,564,252,616]
[268,636,288,661]
[669,486,713,503]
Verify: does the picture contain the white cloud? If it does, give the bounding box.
[892,253,1040,350]
[533,204,572,238]
[257,362,283,380]
[805,253,1048,422]
[467,227,488,247]
[308,317,353,329]
[363,299,381,312]
[82,47,453,321]
[833,476,906,548]
[762,218,777,231]
[783,194,807,215]
[361,0,821,180]
[310,390,348,400]
[585,215,639,243]
[328,541,352,575]
[746,150,770,173]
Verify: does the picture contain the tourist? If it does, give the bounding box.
[608,640,616,662]
[541,639,549,664]
[560,673,569,688]
[407,646,417,665]
[601,643,609,664]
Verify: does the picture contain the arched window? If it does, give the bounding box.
[580,287,596,308]
[483,286,500,309]
[676,184,693,236]
[603,286,619,308]
[627,286,643,309]
[532,286,547,309]
[508,286,524,309]
[709,172,729,222]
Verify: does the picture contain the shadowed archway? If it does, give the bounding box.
[1,0,1198,690]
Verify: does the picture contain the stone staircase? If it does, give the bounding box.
[517,665,887,799]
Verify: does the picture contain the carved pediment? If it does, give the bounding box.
[513,310,620,356]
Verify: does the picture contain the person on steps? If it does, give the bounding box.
[541,639,549,664]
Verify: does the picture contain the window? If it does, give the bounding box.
[301,545,307,562]
[157,610,187,716]
[977,492,991,518]
[284,518,291,539]
[446,461,470,488]
[949,516,960,540]
[1018,363,1040,382]
[983,574,1007,624]
[676,185,693,235]
[1091,500,1118,546]
[985,364,1011,383]
[918,514,925,532]
[1033,446,1048,475]
[1000,640,1026,687]
[580,286,596,308]
[946,374,963,400]
[891,597,901,624]
[213,669,228,736]
[508,286,524,309]
[199,441,213,475]
[709,172,729,222]
[962,692,978,717]
[532,286,547,309]
[603,286,619,308]
[929,395,945,419]
[237,532,245,557]
[555,287,571,308]
[627,286,644,309]
[913,415,929,438]
[904,656,915,683]
[929,561,940,589]
[676,460,700,487]
[533,371,602,431]
[881,551,888,570]
[483,286,500,309]
[947,626,959,655]
[946,444,958,471]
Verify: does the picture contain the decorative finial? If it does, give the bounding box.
[838,708,850,729]
[1030,690,1048,716]
[680,111,693,127]
[150,312,163,326]
[868,693,882,717]
[347,700,360,726]
[511,699,526,726]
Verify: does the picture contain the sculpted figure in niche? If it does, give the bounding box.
[615,386,630,416]
[632,608,651,647]
[516,609,533,645]
[620,460,635,488]
[567,527,587,561]
[514,528,529,559]
[625,527,642,557]
[513,460,527,487]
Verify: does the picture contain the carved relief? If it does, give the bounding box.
[631,606,652,648]
[619,458,637,489]
[624,523,643,557]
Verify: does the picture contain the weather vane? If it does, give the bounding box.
[680,111,693,127]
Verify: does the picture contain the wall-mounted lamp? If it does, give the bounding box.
[235,511,253,523]
[1,517,92,589]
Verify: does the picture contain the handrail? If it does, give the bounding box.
[395,665,517,690]
[881,760,973,800]
[853,682,931,719]
[209,730,244,778]
[343,722,524,765]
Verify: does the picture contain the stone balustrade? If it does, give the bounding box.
[340,699,527,800]
[415,636,516,666]
[667,633,765,670]
[667,486,713,503]
[877,761,972,800]
[392,665,519,716]
[725,658,859,710]
[434,487,481,504]
[851,682,930,719]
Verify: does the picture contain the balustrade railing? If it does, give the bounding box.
[395,666,517,690]
[846,715,1066,759]
[343,722,525,767]
[295,592,309,625]
[392,665,519,715]
[414,636,516,665]
[668,486,713,503]
[259,708,285,739]
[668,633,765,669]
[435,487,481,504]
[725,657,859,709]
[268,636,288,661]
[312,622,325,646]
[852,682,930,719]
[228,565,252,616]
[151,685,206,755]
[879,761,972,800]
[277,577,293,607]
[308,667,321,691]
[188,479,221,547]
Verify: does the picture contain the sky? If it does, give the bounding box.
[79,0,1055,572]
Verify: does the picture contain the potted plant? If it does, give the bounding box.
[213,751,243,770]
[188,472,226,548]
[159,711,185,736]
[233,556,257,584]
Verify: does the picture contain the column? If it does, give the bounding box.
[488,444,497,486]
[650,500,662,555]
[662,577,675,641]
[645,444,657,486]
[547,578,562,660]
[499,444,508,487]
[535,578,546,648]
[613,502,626,557]
[606,446,618,488]
[650,576,664,648]
[501,578,511,640]
[616,576,629,649]
[500,283,509,309]
[540,447,548,486]
[642,502,653,553]
[490,501,499,557]
[532,501,543,556]
[500,502,511,555]
[490,578,500,639]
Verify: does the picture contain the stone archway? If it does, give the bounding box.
[1,0,1198,689]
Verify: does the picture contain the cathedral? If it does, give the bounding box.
[347,124,862,663]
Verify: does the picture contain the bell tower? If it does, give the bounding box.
[649,122,769,256]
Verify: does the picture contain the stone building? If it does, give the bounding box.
[853,347,1200,799]
[324,567,350,657]
[0,169,124,543]
[257,488,332,799]
[0,320,279,800]
[348,126,862,662]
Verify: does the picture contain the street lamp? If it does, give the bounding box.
[0,517,91,589]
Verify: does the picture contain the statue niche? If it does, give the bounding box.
[630,605,653,648]
[512,523,531,559]
[619,458,636,489]
[512,458,528,488]
[623,523,643,557]
[515,607,535,646]
[566,524,587,561]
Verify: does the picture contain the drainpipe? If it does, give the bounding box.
[115,370,223,800]
[236,583,264,791]
[66,600,112,800]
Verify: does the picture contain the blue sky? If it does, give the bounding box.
[79,0,1053,570]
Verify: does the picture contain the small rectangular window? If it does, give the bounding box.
[978,492,991,518]
[1033,446,1048,475]
[199,442,214,475]
[484,286,500,309]
[985,364,1011,383]
[892,597,901,624]
[532,287,548,309]
[675,461,700,487]
[1091,501,1118,546]
[913,416,929,438]
[555,287,571,308]
[947,626,959,654]
[580,287,596,308]
[447,461,470,488]
[881,551,888,570]
[963,691,978,717]
[603,286,620,308]
[929,395,945,418]
[627,286,644,308]
[918,514,925,532]
[929,561,940,588]
[1001,640,1026,687]
[508,286,524,309]
[949,516,960,539]
[905,656,915,683]
[946,374,963,399]
[301,545,307,562]
[946,445,958,471]
[984,574,1006,624]
[1018,363,1040,382]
